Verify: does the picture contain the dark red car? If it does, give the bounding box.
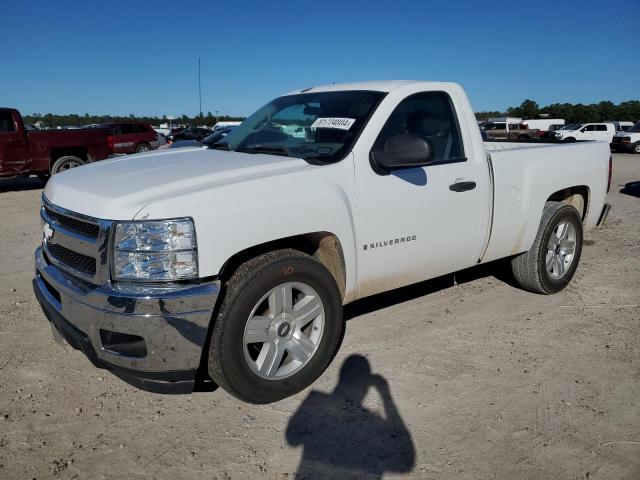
[0,108,112,177]
[97,121,158,155]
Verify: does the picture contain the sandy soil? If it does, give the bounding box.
[1,154,638,480]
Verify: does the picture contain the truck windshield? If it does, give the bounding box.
[213,90,385,163]
[560,124,582,131]
[628,123,640,133]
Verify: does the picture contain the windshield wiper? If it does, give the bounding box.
[238,146,290,157]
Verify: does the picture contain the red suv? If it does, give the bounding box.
[98,121,158,154]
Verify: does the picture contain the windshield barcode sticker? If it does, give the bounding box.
[311,117,355,130]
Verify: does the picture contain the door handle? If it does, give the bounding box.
[449,181,476,192]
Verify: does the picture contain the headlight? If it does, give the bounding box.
[113,219,198,281]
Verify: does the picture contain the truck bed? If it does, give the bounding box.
[481,140,610,263]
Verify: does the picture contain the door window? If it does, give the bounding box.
[372,91,464,164]
[595,125,607,131]
[0,111,16,133]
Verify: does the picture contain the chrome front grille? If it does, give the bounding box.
[45,243,96,276]
[43,204,100,239]
[41,196,112,285]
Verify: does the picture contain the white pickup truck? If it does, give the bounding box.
[33,81,612,403]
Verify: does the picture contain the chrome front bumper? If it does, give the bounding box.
[34,246,220,393]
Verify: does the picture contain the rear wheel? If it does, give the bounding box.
[208,249,343,403]
[51,156,84,175]
[136,142,151,153]
[633,142,640,154]
[511,201,583,294]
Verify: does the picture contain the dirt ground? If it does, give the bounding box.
[0,154,638,480]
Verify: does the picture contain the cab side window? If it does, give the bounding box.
[372,91,464,164]
[0,111,16,133]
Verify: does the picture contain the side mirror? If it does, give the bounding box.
[371,134,434,171]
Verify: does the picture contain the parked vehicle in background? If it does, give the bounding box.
[34,80,611,404]
[0,107,111,177]
[609,121,634,132]
[540,123,565,139]
[150,131,167,150]
[95,121,158,154]
[170,127,213,142]
[520,118,565,139]
[482,121,539,140]
[553,123,616,143]
[611,122,640,153]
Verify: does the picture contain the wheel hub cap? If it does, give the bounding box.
[243,282,325,380]
[546,220,577,279]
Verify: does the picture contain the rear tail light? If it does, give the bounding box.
[106,135,114,154]
[607,155,612,193]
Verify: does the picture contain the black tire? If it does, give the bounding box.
[50,155,84,175]
[208,249,343,404]
[563,137,576,143]
[633,142,640,154]
[136,142,151,153]
[511,201,583,295]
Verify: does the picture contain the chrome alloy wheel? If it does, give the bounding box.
[243,282,325,380]
[546,220,577,279]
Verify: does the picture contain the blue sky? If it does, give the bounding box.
[1,0,638,117]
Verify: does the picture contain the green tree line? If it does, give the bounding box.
[21,111,245,129]
[477,99,640,124]
[22,99,640,128]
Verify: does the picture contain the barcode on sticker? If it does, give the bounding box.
[311,117,355,130]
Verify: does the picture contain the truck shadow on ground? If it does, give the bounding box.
[344,258,515,321]
[286,354,416,480]
[0,176,46,193]
[620,181,640,198]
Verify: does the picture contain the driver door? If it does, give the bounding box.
[353,91,488,299]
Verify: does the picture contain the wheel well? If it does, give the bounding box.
[218,232,347,300]
[547,186,589,220]
[50,147,88,167]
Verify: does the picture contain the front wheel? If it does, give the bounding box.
[208,249,343,404]
[511,201,583,294]
[51,156,84,175]
[633,142,640,154]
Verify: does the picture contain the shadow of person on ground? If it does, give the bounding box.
[620,181,640,198]
[286,355,415,480]
[0,176,46,193]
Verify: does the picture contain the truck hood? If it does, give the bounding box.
[44,148,315,220]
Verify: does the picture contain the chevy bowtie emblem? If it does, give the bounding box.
[43,223,54,242]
